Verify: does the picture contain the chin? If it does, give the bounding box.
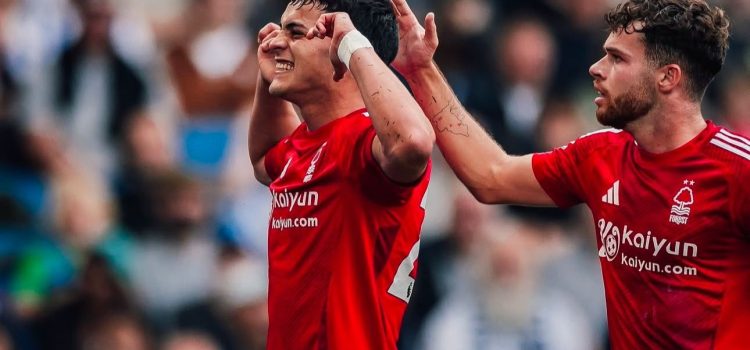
[268,81,287,97]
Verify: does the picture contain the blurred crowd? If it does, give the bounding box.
[0,0,748,349]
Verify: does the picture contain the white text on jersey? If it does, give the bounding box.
[272,189,320,211]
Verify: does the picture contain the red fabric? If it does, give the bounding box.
[533,121,750,349]
[264,109,430,349]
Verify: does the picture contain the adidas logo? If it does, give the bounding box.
[602,180,620,206]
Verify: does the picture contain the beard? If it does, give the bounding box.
[596,78,656,129]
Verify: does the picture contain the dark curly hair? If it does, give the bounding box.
[605,0,730,100]
[289,0,398,64]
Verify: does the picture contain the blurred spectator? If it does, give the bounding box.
[718,73,750,137]
[26,0,149,179]
[430,0,497,134]
[163,0,255,118]
[0,0,76,84]
[460,17,556,153]
[0,14,20,123]
[545,0,609,93]
[418,212,595,350]
[115,114,175,234]
[9,171,131,318]
[535,97,590,151]
[0,325,11,350]
[160,0,256,180]
[176,248,268,350]
[493,18,555,152]
[161,331,219,350]
[128,170,219,332]
[154,0,267,255]
[212,249,267,350]
[540,208,608,350]
[33,253,138,350]
[0,21,47,231]
[716,0,750,71]
[79,312,150,350]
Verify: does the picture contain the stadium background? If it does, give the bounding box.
[0,0,748,348]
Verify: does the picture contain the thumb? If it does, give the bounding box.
[425,12,438,48]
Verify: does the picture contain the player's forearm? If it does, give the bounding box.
[248,74,299,165]
[402,62,514,201]
[348,49,435,172]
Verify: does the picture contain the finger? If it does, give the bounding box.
[425,12,438,48]
[316,21,328,38]
[318,13,338,36]
[390,0,414,18]
[260,31,279,52]
[306,27,318,39]
[258,29,278,47]
[258,23,280,43]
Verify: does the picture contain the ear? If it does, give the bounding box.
[656,64,682,94]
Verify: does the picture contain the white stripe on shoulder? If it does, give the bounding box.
[715,132,750,154]
[578,128,622,139]
[718,129,750,147]
[710,139,750,161]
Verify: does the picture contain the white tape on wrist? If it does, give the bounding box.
[337,30,373,69]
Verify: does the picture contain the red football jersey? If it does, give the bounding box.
[263,109,430,349]
[532,121,750,349]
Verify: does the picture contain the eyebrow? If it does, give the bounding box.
[604,46,630,58]
[283,21,308,32]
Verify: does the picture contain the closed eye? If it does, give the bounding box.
[283,22,308,40]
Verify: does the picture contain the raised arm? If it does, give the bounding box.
[387,0,554,205]
[308,13,434,184]
[249,23,301,186]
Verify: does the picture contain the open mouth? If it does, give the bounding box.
[593,83,608,105]
[275,59,294,72]
[593,82,607,96]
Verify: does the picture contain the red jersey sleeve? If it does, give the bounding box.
[531,136,598,208]
[350,126,430,205]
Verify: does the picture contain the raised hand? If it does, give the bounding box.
[390,0,438,76]
[306,12,358,81]
[257,22,281,83]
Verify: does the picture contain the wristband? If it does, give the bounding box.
[337,30,373,69]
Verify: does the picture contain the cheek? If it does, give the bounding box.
[294,42,331,66]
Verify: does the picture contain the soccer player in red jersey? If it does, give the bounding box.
[389,0,750,348]
[248,0,435,348]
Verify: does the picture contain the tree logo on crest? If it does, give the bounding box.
[669,180,695,225]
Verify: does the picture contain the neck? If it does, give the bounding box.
[296,79,365,130]
[625,100,706,154]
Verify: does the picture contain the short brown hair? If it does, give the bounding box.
[605,0,730,100]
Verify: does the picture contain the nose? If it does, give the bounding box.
[589,56,605,80]
[268,32,289,53]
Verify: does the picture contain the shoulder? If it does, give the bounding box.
[336,111,375,147]
[706,127,750,166]
[338,110,373,132]
[574,128,627,145]
[556,128,628,155]
[273,123,310,149]
[704,127,750,193]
